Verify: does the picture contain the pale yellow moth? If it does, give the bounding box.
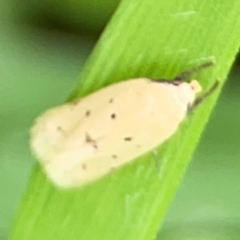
[30,62,218,188]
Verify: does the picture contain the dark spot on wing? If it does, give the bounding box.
[85,110,91,117]
[111,113,116,119]
[85,133,92,143]
[109,98,114,103]
[124,137,132,141]
[81,164,87,170]
[112,155,117,159]
[57,126,62,131]
[85,133,98,149]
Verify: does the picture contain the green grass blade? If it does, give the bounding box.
[11,0,240,239]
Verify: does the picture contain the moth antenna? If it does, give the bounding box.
[188,80,220,113]
[174,61,214,81]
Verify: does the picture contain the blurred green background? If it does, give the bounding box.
[1,1,240,239]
